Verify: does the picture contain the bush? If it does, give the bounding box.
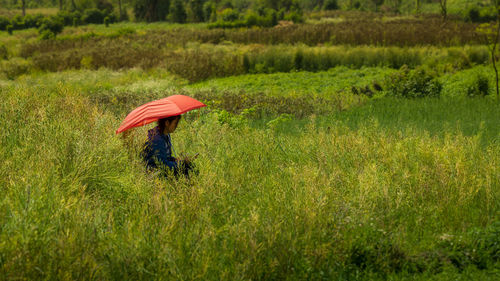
[39,29,56,40]
[96,0,114,15]
[57,11,82,26]
[82,8,105,24]
[466,74,490,97]
[203,1,216,22]
[284,11,303,23]
[23,14,44,28]
[0,58,32,79]
[11,15,25,30]
[219,8,239,22]
[38,16,64,39]
[134,0,169,22]
[466,6,496,23]
[169,0,187,23]
[244,11,258,27]
[323,0,339,10]
[0,16,10,31]
[385,65,442,98]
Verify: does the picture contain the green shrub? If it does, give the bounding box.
[6,24,13,35]
[11,15,25,30]
[466,6,496,23]
[134,0,170,22]
[220,8,239,22]
[169,0,187,23]
[23,14,44,28]
[0,16,9,31]
[244,11,258,27]
[284,10,304,23]
[385,65,442,98]
[465,46,490,65]
[96,0,114,15]
[38,16,64,39]
[323,0,339,10]
[57,10,82,26]
[82,8,105,24]
[207,2,218,21]
[0,58,32,79]
[466,74,490,97]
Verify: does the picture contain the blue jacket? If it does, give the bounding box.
[142,126,178,171]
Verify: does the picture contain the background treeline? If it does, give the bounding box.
[1,0,498,28]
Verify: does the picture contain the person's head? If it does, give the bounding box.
[158,115,181,135]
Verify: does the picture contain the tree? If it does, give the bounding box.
[371,0,384,12]
[21,0,25,16]
[188,0,204,22]
[134,0,170,22]
[323,0,338,10]
[439,0,447,20]
[203,1,216,22]
[481,23,500,100]
[169,0,187,23]
[477,0,500,101]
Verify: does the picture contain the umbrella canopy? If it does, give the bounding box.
[116,95,206,134]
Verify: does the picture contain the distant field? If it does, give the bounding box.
[0,7,58,17]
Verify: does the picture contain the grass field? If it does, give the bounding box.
[1,9,499,280]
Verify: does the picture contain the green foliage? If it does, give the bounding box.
[466,73,490,97]
[284,10,304,23]
[465,6,497,23]
[220,8,239,22]
[0,16,9,31]
[385,65,442,98]
[57,10,82,26]
[266,113,294,130]
[323,0,339,10]
[168,0,187,23]
[38,16,64,39]
[188,0,204,22]
[10,15,25,29]
[82,8,105,24]
[22,13,45,28]
[96,0,114,15]
[208,8,282,28]
[0,57,32,79]
[134,0,170,22]
[203,1,216,22]
[6,24,13,35]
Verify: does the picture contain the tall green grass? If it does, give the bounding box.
[0,71,499,279]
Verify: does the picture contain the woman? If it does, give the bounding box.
[142,115,196,177]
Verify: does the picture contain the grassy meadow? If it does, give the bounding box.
[1,10,500,280]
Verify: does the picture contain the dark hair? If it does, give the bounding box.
[158,115,181,133]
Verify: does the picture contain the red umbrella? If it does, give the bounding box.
[116,95,206,134]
